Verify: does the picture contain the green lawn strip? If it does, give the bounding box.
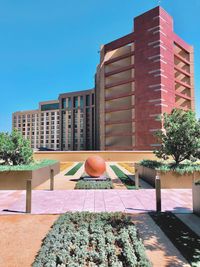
[32,212,151,267]
[75,179,113,189]
[65,162,83,176]
[150,212,200,267]
[0,159,58,172]
[110,165,137,189]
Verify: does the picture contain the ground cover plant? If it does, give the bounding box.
[75,179,113,189]
[65,162,83,176]
[150,212,200,267]
[0,159,58,172]
[33,212,151,267]
[110,165,136,189]
[139,159,200,175]
[0,129,33,165]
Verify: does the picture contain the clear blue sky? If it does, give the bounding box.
[0,0,199,132]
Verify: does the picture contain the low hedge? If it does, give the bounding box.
[75,179,113,189]
[139,159,200,175]
[33,212,151,267]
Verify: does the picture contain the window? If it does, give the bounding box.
[62,98,66,109]
[86,95,90,106]
[80,96,84,108]
[68,98,72,109]
[73,96,78,108]
[41,103,59,111]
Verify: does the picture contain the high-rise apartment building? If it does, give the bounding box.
[13,90,95,151]
[95,6,194,151]
[13,100,60,150]
[13,6,195,151]
[59,89,95,151]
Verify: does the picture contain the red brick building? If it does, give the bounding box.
[95,6,195,151]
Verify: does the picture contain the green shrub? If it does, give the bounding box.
[139,159,200,175]
[75,179,113,189]
[0,129,33,165]
[195,180,200,185]
[154,109,200,165]
[32,212,151,267]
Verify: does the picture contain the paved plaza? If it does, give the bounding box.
[0,188,192,214]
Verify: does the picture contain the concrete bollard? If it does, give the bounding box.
[26,179,32,213]
[155,175,161,212]
[134,164,139,189]
[50,169,54,191]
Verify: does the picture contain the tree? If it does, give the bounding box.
[0,129,33,165]
[154,109,200,165]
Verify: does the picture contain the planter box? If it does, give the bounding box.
[136,164,200,189]
[0,161,60,212]
[193,183,200,215]
[0,162,60,190]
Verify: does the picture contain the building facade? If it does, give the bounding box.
[59,89,95,151]
[95,6,195,151]
[13,90,95,151]
[13,100,60,150]
[13,6,195,151]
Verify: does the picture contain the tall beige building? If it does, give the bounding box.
[13,100,60,150]
[13,90,95,151]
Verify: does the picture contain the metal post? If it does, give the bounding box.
[26,179,32,213]
[135,164,139,189]
[155,175,161,212]
[50,169,54,191]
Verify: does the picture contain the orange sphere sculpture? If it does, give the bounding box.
[85,156,106,178]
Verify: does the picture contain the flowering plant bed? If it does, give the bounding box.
[75,179,113,189]
[33,212,151,267]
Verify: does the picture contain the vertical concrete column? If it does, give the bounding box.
[134,163,139,189]
[43,112,46,147]
[26,179,32,213]
[50,169,54,191]
[34,113,37,149]
[54,111,57,150]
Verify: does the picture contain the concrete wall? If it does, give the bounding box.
[34,151,156,162]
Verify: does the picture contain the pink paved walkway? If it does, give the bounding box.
[0,189,192,214]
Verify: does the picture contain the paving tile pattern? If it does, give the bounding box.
[0,189,192,214]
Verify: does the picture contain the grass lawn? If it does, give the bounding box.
[110,165,137,189]
[0,159,58,171]
[75,179,113,189]
[65,162,83,176]
[33,212,151,267]
[150,212,200,267]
